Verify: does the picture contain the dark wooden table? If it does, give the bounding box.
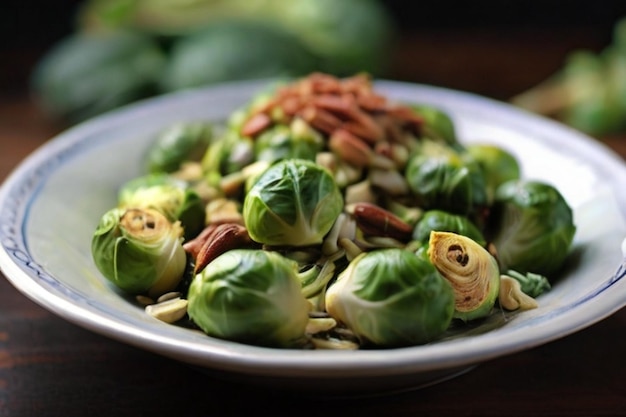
[3,28,626,416]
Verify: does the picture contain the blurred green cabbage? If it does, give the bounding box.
[31,0,394,123]
[31,30,166,123]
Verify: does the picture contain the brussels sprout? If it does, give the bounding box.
[405,140,488,216]
[465,144,521,204]
[243,159,344,247]
[411,105,460,149]
[91,208,187,297]
[159,21,316,91]
[118,174,205,240]
[31,31,166,123]
[487,180,576,277]
[413,210,486,247]
[254,121,324,164]
[146,122,213,174]
[187,249,310,348]
[325,248,455,347]
[201,131,255,178]
[428,231,500,322]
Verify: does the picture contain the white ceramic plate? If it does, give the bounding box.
[2,79,626,397]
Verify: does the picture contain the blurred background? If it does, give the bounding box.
[4,0,626,136]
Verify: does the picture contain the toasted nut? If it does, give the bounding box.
[349,202,413,241]
[329,129,373,168]
[183,223,220,258]
[241,113,272,137]
[301,106,343,134]
[194,223,251,273]
[145,298,188,324]
[136,295,154,306]
[499,276,538,311]
[368,168,410,196]
[157,291,182,303]
[310,337,359,350]
[306,317,337,335]
[205,198,243,225]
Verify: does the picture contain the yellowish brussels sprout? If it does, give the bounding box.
[428,231,500,322]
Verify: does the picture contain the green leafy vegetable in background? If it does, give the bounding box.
[512,17,626,136]
[31,30,166,123]
[31,0,394,123]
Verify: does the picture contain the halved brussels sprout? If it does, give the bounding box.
[428,231,500,322]
[187,249,310,348]
[91,208,187,297]
[487,180,576,277]
[325,248,455,347]
[145,122,213,174]
[243,159,344,247]
[118,173,205,240]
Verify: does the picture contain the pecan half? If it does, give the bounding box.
[184,223,252,273]
[349,202,413,242]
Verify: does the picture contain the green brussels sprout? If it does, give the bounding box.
[91,208,187,297]
[187,249,310,348]
[201,131,255,179]
[428,231,500,322]
[487,180,576,277]
[413,209,486,247]
[325,248,455,347]
[254,121,324,164]
[159,21,317,92]
[118,174,205,240]
[465,144,521,204]
[411,104,460,149]
[243,159,344,247]
[146,122,213,174]
[405,140,488,216]
[31,31,166,123]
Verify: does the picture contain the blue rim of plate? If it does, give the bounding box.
[1,79,626,379]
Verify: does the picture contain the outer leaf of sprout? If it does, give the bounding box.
[325,248,455,347]
[413,209,486,247]
[243,159,343,247]
[487,180,576,277]
[187,249,310,348]
[91,207,187,297]
[428,231,500,322]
